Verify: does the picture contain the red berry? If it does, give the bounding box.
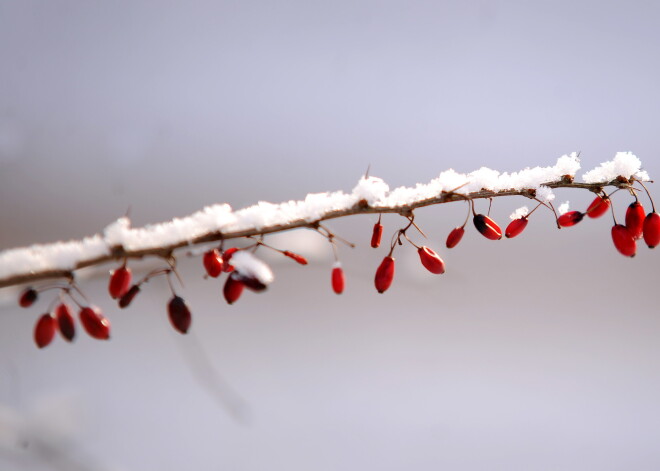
[625,202,645,239]
[417,246,445,274]
[505,217,528,239]
[55,303,75,342]
[19,287,38,308]
[611,224,637,257]
[79,307,111,340]
[222,248,238,272]
[374,256,395,293]
[585,195,610,219]
[203,249,224,277]
[283,250,308,265]
[558,211,584,227]
[473,214,502,240]
[118,285,141,308]
[108,266,132,299]
[331,264,345,294]
[34,313,56,349]
[167,296,192,334]
[643,212,660,248]
[446,227,465,248]
[371,223,383,248]
[223,273,244,304]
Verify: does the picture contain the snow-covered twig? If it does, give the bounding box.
[0,152,649,289]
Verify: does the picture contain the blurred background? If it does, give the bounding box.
[1,1,660,470]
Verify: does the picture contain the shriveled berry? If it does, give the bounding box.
[371,223,383,248]
[625,202,645,239]
[108,266,132,299]
[611,224,637,257]
[473,214,502,240]
[446,227,465,248]
[34,313,56,349]
[417,246,445,274]
[586,195,611,219]
[203,249,224,277]
[558,211,584,227]
[118,285,140,308]
[79,307,111,340]
[283,250,308,265]
[19,287,38,308]
[505,217,528,239]
[167,296,192,334]
[223,273,244,304]
[374,256,395,293]
[331,264,345,294]
[55,303,75,342]
[643,212,660,248]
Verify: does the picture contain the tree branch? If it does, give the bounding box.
[0,178,631,289]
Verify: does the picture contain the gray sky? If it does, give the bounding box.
[1,1,660,470]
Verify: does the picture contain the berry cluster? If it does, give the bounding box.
[19,285,110,348]
[15,178,657,348]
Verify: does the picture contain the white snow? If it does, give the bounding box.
[558,202,570,215]
[510,206,530,220]
[230,251,274,286]
[0,152,650,282]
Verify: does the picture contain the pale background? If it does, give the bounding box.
[1,1,660,470]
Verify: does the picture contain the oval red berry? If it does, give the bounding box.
[34,313,56,349]
[108,266,132,299]
[586,195,610,219]
[473,214,502,240]
[79,307,111,340]
[611,224,637,257]
[446,227,465,248]
[625,202,645,239]
[203,249,224,277]
[374,256,395,293]
[332,266,345,294]
[505,217,528,239]
[418,246,445,274]
[558,211,584,227]
[168,296,192,334]
[643,212,660,248]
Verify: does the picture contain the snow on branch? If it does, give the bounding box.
[0,152,649,288]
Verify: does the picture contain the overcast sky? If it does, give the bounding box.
[1,2,660,470]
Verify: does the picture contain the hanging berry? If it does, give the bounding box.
[371,220,383,248]
[374,256,395,293]
[55,303,75,342]
[223,273,245,304]
[222,247,239,272]
[34,313,57,349]
[446,227,465,248]
[19,287,38,308]
[118,285,141,308]
[417,246,445,274]
[625,201,645,239]
[167,296,192,334]
[611,224,637,257]
[283,251,308,265]
[585,195,611,219]
[331,263,345,294]
[108,265,132,299]
[505,217,528,239]
[473,214,502,240]
[79,307,111,340]
[203,249,224,277]
[557,211,584,227]
[643,212,660,248]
